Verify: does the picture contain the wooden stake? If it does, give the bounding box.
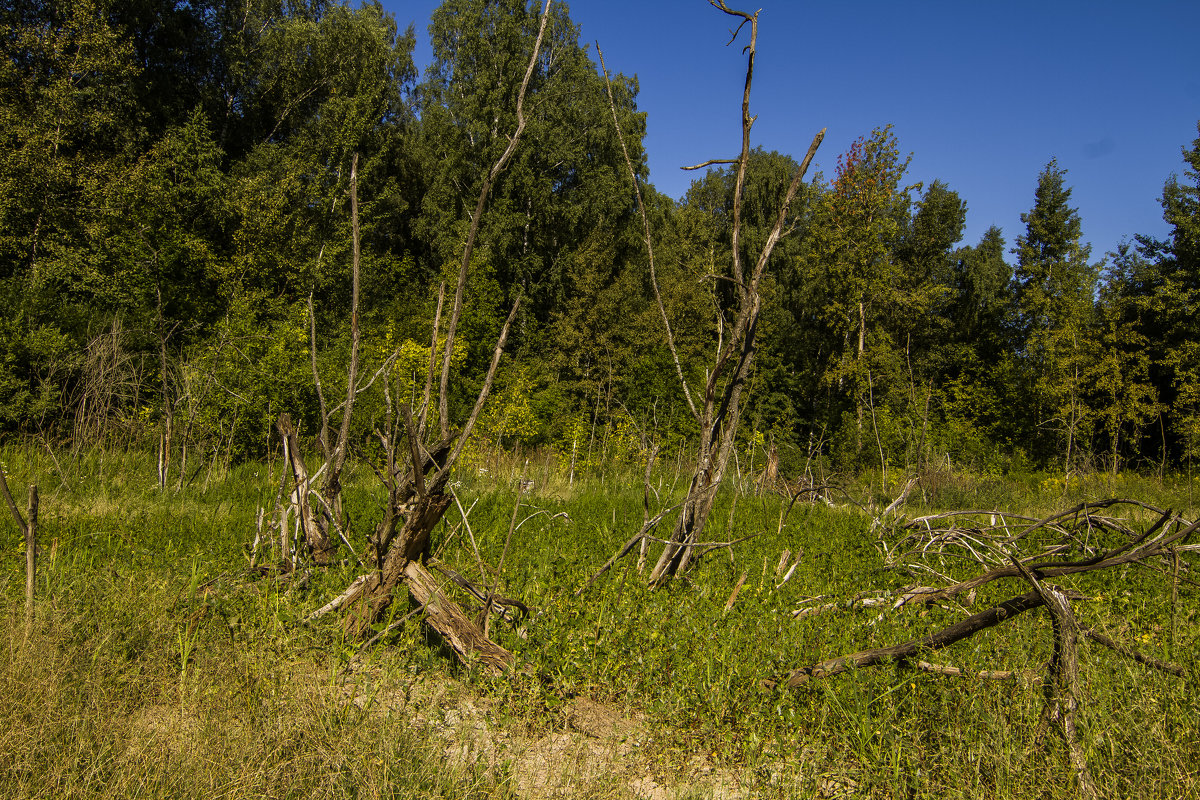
[1,466,36,635]
[25,485,38,635]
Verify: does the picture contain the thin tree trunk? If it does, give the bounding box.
[277,413,335,565]
[856,299,866,454]
[336,2,551,672]
[598,18,824,586]
[156,286,172,491]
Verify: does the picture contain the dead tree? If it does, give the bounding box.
[782,500,1196,800]
[310,0,555,674]
[271,154,367,567]
[598,2,824,586]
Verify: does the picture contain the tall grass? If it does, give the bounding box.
[0,446,517,799]
[1,442,1197,798]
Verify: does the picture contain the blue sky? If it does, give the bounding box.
[381,0,1200,262]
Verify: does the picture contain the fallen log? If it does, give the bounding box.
[786,590,1045,687]
[403,561,515,676]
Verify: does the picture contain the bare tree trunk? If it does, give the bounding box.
[336,2,552,673]
[346,491,454,636]
[1037,585,1096,800]
[0,468,37,636]
[856,299,866,454]
[322,153,363,525]
[599,4,825,586]
[156,285,172,491]
[276,413,336,565]
[648,443,724,581]
[24,486,38,636]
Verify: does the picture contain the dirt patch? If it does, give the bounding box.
[339,665,768,799]
[565,696,642,742]
[512,730,629,798]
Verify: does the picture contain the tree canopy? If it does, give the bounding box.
[1,0,1198,477]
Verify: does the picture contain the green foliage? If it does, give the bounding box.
[1156,125,1200,468]
[0,0,1197,476]
[1012,160,1101,469]
[180,296,315,459]
[0,448,514,799]
[110,108,230,330]
[1013,160,1096,340]
[1168,341,1200,467]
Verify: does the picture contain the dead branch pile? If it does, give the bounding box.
[879,498,1190,578]
[782,499,1197,800]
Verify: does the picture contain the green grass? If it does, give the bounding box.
[1,444,1198,798]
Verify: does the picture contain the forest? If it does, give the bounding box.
[2,1,1200,799]
[2,0,1198,478]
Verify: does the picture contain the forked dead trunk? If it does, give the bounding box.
[326,1,551,674]
[598,3,824,587]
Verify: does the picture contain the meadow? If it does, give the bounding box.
[1,444,1197,799]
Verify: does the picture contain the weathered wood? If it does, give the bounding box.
[572,503,681,598]
[1031,579,1096,800]
[897,509,1192,607]
[599,10,825,586]
[0,467,36,631]
[786,591,1045,687]
[403,561,514,675]
[396,493,453,565]
[305,574,369,624]
[327,2,549,677]
[793,507,1197,684]
[0,464,26,536]
[911,661,1024,681]
[723,572,748,614]
[25,485,38,633]
[436,0,551,441]
[276,413,335,565]
[790,500,1194,797]
[345,491,454,639]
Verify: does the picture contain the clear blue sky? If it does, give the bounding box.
[381,0,1200,262]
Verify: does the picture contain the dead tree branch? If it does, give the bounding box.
[596,45,697,421]
[599,4,824,588]
[438,0,551,440]
[786,590,1046,686]
[337,1,552,674]
[785,500,1194,796]
[1080,626,1186,677]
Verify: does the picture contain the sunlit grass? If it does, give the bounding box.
[0,442,1196,798]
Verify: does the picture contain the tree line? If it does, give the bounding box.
[2,0,1198,477]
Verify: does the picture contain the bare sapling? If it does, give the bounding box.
[273,152,368,567]
[597,1,824,587]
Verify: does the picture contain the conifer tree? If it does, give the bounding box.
[1155,124,1200,468]
[1012,160,1099,469]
